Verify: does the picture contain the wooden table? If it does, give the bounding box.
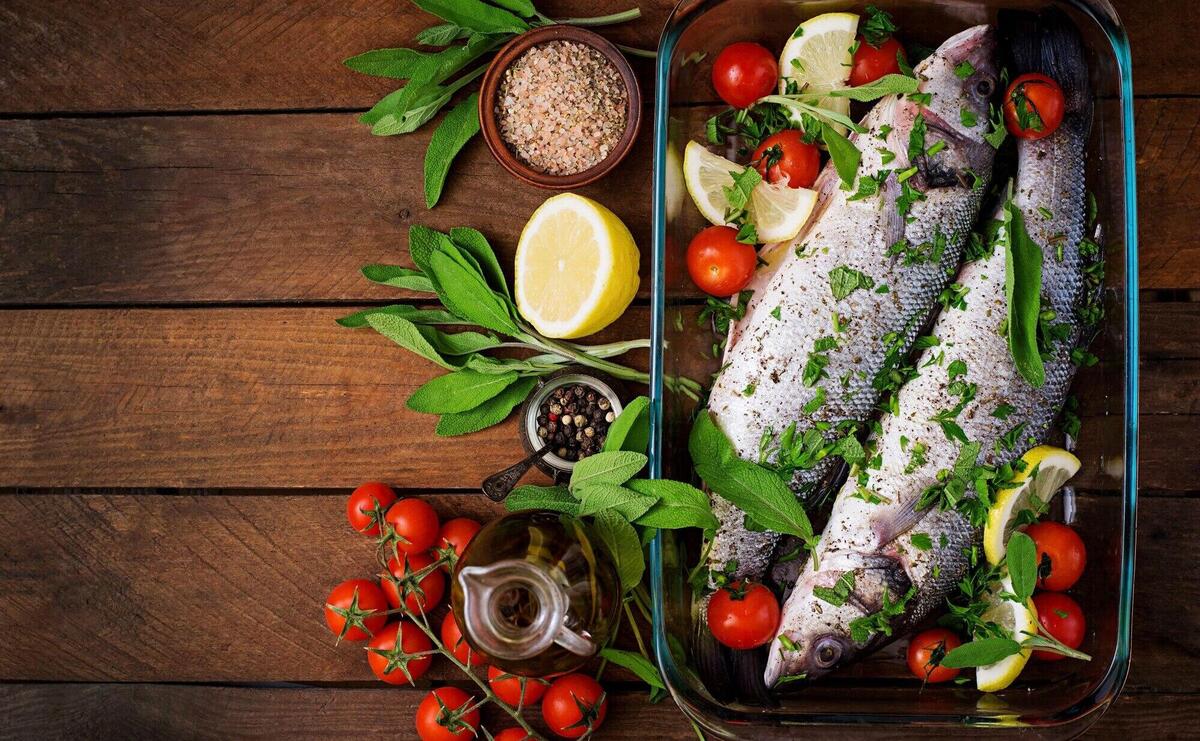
[0,1,1194,738]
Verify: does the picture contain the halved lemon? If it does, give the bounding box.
[514,194,640,339]
[682,141,817,243]
[983,446,1081,566]
[975,576,1039,693]
[779,13,859,128]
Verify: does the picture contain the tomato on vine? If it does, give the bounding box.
[366,621,433,685]
[492,730,533,741]
[706,580,780,649]
[488,665,549,707]
[323,578,388,642]
[542,673,608,738]
[346,481,397,536]
[382,551,445,614]
[436,517,482,567]
[384,497,440,555]
[441,611,487,667]
[415,687,480,741]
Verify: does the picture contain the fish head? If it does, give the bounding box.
[891,24,999,188]
[764,552,912,687]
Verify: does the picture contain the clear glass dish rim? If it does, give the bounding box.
[646,0,1139,732]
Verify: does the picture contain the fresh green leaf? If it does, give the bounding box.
[424,94,481,208]
[908,113,926,162]
[505,484,579,514]
[416,326,499,356]
[576,483,655,520]
[861,5,898,47]
[361,265,436,292]
[1002,198,1046,387]
[336,304,469,328]
[367,313,454,369]
[955,60,975,79]
[822,122,861,186]
[428,248,520,335]
[627,478,719,533]
[940,637,1022,668]
[591,510,644,592]
[345,35,494,82]
[603,396,650,454]
[910,532,933,551]
[984,104,1008,149]
[413,0,529,35]
[488,0,536,17]
[436,377,537,436]
[416,23,470,46]
[569,451,648,491]
[828,265,876,300]
[1006,530,1038,601]
[599,648,666,689]
[407,224,446,274]
[813,570,856,607]
[362,80,450,134]
[449,226,510,299]
[723,167,761,214]
[406,369,517,413]
[827,74,918,101]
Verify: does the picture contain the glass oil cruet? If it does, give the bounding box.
[450,510,621,676]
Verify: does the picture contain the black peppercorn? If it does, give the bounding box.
[535,380,619,465]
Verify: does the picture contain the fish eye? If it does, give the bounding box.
[975,77,996,98]
[813,636,844,668]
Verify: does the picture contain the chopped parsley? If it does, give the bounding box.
[828,266,877,299]
[849,586,916,643]
[910,532,933,551]
[984,103,1007,148]
[814,570,856,607]
[960,107,978,128]
[954,60,975,79]
[861,5,898,47]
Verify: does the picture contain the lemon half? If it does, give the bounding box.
[514,194,639,339]
[976,576,1039,692]
[779,13,859,128]
[983,446,1081,566]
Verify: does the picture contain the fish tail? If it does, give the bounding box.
[693,611,776,705]
[1002,8,1090,114]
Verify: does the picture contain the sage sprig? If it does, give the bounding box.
[345,1,647,207]
[341,227,701,436]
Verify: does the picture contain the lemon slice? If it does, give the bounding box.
[682,141,817,243]
[983,446,1081,566]
[976,576,1039,692]
[779,13,859,129]
[515,194,640,339]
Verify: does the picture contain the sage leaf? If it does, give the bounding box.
[416,23,470,46]
[367,313,454,370]
[406,369,518,413]
[437,377,537,436]
[599,648,666,689]
[450,226,510,299]
[689,412,814,542]
[345,35,494,83]
[603,396,650,454]
[627,479,719,533]
[415,327,498,356]
[425,94,481,208]
[505,484,579,514]
[408,224,446,275]
[569,451,648,491]
[467,354,558,375]
[489,0,536,17]
[1006,530,1038,602]
[413,0,529,35]
[591,510,644,593]
[576,483,656,520]
[361,265,435,292]
[362,79,448,132]
[940,637,1022,669]
[428,248,520,335]
[827,74,919,101]
[822,122,861,186]
[336,304,469,328]
[1003,199,1046,387]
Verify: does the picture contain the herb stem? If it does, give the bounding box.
[623,599,653,663]
[519,329,702,400]
[613,43,657,59]
[544,8,642,27]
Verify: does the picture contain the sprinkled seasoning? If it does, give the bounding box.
[496,41,628,176]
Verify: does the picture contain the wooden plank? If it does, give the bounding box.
[0,492,1183,691]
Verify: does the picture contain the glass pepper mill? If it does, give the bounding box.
[450,511,621,676]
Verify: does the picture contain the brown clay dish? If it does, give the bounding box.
[478,25,642,190]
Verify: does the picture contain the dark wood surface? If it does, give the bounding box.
[0,1,1192,738]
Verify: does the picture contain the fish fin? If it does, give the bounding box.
[872,496,929,548]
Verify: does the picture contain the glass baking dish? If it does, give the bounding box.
[646,0,1138,736]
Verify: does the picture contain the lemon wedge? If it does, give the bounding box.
[514,194,640,339]
[983,446,1081,566]
[682,141,817,243]
[975,576,1039,693]
[779,13,859,128]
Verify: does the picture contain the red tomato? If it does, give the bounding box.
[712,41,778,108]
[415,687,480,741]
[542,674,608,738]
[493,731,534,741]
[706,580,780,650]
[850,36,906,87]
[489,665,550,707]
[382,551,446,614]
[1004,73,1065,140]
[1025,521,1087,591]
[752,129,820,189]
[323,578,388,642]
[686,226,757,297]
[1033,592,1086,662]
[441,611,487,667]
[384,498,440,555]
[346,481,397,536]
[437,517,482,566]
[366,621,433,685]
[906,628,962,683]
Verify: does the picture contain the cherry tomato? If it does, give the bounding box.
[323,578,388,642]
[384,498,440,555]
[382,551,446,614]
[1004,73,1065,140]
[366,621,433,685]
[906,628,962,683]
[686,226,757,297]
[489,665,549,707]
[1025,521,1087,592]
[542,674,608,738]
[441,611,487,667]
[1033,592,1086,661]
[752,129,821,189]
[850,36,906,87]
[706,580,780,650]
[712,41,778,108]
[346,481,397,536]
[437,517,482,567]
[493,731,534,741]
[415,687,480,741]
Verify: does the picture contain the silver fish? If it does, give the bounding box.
[764,17,1094,687]
[702,25,1000,589]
